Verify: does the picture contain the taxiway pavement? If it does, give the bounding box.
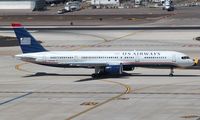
[0,29,200,120]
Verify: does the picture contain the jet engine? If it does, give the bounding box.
[105,64,123,75]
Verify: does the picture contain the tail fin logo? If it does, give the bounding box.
[20,37,31,45]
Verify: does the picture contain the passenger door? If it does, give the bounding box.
[172,55,176,62]
[135,55,140,62]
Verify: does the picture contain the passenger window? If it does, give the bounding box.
[181,56,190,59]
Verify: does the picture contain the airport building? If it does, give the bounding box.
[0,0,46,11]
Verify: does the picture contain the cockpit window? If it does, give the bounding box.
[181,56,190,59]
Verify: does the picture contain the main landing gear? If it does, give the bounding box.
[92,67,104,79]
[169,67,174,76]
[92,73,102,78]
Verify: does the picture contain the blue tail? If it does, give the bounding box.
[12,23,47,53]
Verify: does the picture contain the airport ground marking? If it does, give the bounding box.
[13,31,133,120]
[102,80,132,94]
[15,62,31,73]
[1,91,200,95]
[66,31,108,42]
[133,79,200,93]
[65,31,133,119]
[0,92,32,106]
[70,30,143,50]
[65,80,131,120]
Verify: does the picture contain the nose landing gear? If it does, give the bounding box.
[169,67,174,76]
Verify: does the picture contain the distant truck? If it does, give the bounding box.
[57,1,81,14]
[91,0,119,9]
[64,1,81,12]
[135,0,142,5]
[162,0,174,11]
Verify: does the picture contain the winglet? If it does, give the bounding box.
[11,23,22,28]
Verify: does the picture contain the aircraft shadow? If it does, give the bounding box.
[75,73,138,82]
[129,74,200,77]
[23,72,91,77]
[24,72,200,78]
[23,72,200,83]
[23,72,140,82]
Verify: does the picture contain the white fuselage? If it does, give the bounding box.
[15,51,194,69]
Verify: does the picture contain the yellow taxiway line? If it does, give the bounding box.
[66,80,131,120]
[15,62,31,73]
[70,31,143,51]
[14,31,133,120]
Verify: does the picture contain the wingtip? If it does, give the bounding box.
[11,23,22,28]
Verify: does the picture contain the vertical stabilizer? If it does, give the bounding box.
[12,23,47,53]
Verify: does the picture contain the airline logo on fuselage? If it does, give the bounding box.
[122,52,161,56]
[20,37,31,45]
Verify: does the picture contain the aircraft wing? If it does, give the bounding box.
[66,61,122,68]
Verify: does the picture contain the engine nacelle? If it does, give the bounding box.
[123,66,135,71]
[105,65,122,75]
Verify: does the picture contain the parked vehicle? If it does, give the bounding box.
[65,1,81,12]
[162,0,174,11]
[57,9,66,14]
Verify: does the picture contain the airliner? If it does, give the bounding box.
[12,23,197,78]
